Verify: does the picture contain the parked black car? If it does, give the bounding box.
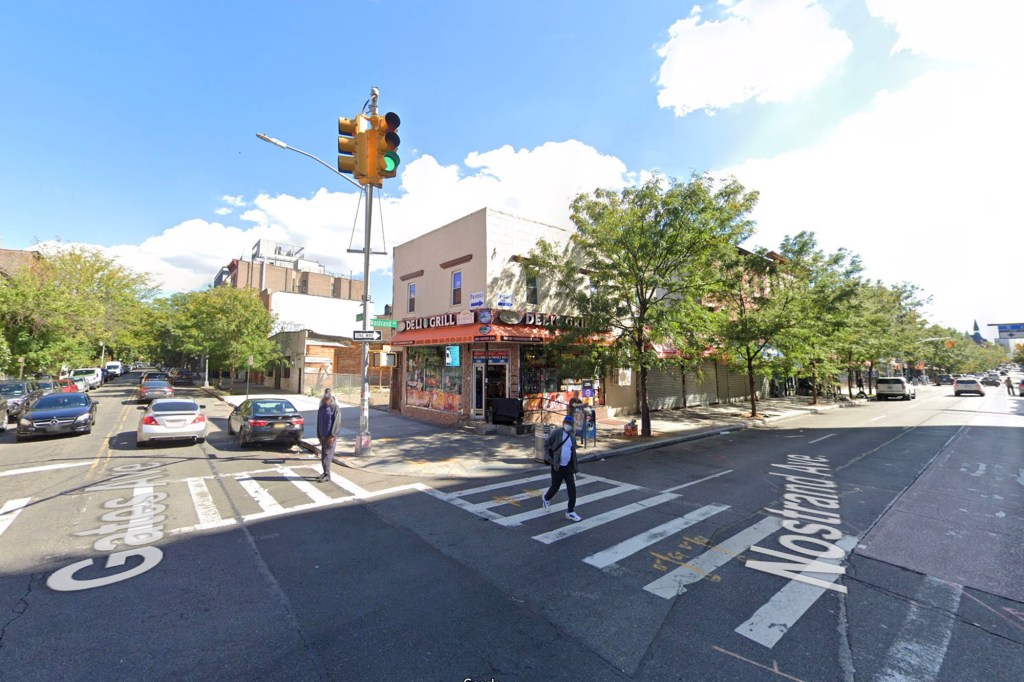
[935,374,954,385]
[1,380,44,423]
[227,398,305,448]
[16,392,98,440]
[172,370,196,386]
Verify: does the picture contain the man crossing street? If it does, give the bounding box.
[316,389,343,482]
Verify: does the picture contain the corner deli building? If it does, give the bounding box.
[390,208,607,426]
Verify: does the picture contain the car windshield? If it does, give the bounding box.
[0,384,27,396]
[145,373,168,380]
[37,380,55,389]
[34,394,89,409]
[72,370,94,377]
[151,401,199,413]
[252,400,298,414]
[142,381,171,388]
[877,379,903,384]
[957,379,979,384]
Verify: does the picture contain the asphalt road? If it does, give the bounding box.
[1,374,1022,681]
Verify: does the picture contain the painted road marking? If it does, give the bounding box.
[735,534,858,648]
[662,469,733,493]
[446,473,553,498]
[532,492,680,544]
[582,503,730,569]
[874,576,963,682]
[1015,469,1024,486]
[808,433,836,444]
[494,483,641,527]
[477,477,600,510]
[185,477,224,527]
[970,463,987,477]
[869,415,888,422]
[0,498,31,538]
[0,461,93,478]
[278,466,333,504]
[643,516,782,599]
[235,474,285,514]
[328,471,372,499]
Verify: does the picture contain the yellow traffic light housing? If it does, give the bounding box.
[338,116,369,180]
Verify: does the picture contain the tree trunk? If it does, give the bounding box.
[811,360,819,406]
[639,363,652,436]
[747,354,758,418]
[681,366,688,409]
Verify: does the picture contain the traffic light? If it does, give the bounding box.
[338,116,368,180]
[371,111,400,184]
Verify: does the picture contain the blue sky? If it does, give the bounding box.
[1,1,1020,335]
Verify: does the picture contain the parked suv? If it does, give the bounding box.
[0,380,44,422]
[876,377,916,401]
[70,367,103,390]
[935,374,954,386]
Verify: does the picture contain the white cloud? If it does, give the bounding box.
[718,3,1024,331]
[656,0,852,116]
[89,141,628,295]
[214,207,232,216]
[220,194,245,207]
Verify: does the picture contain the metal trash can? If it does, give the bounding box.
[534,423,551,463]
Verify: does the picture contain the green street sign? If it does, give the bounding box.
[356,313,364,322]
[372,318,397,329]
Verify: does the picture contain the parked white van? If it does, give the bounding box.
[71,368,103,390]
[105,361,124,377]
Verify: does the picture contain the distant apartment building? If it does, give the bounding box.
[214,239,364,302]
[0,246,39,278]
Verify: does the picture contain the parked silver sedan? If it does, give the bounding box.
[136,398,207,447]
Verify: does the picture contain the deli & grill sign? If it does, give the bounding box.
[520,312,586,329]
[399,313,458,332]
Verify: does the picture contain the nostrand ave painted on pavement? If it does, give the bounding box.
[47,462,169,592]
[744,453,850,593]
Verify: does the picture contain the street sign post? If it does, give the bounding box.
[353,330,382,342]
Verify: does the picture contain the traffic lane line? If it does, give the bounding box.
[0,497,31,538]
[874,576,963,682]
[0,461,92,478]
[808,433,835,444]
[662,469,733,493]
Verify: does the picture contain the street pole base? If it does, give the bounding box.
[354,433,372,456]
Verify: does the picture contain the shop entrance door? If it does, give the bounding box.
[473,363,508,419]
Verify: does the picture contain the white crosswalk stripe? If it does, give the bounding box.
[643,516,782,599]
[494,483,641,527]
[185,477,226,528]
[582,503,730,569]
[0,498,31,538]
[735,534,858,648]
[235,474,285,514]
[533,492,681,544]
[476,477,600,510]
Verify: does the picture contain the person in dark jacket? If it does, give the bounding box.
[542,415,582,522]
[316,389,342,482]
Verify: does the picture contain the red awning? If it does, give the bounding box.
[391,323,560,346]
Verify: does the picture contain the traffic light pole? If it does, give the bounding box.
[355,87,378,456]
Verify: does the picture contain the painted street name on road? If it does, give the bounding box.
[745,453,849,593]
[48,462,169,592]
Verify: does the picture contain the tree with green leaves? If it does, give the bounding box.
[164,287,282,380]
[1013,343,1024,366]
[771,233,863,406]
[527,174,758,436]
[0,246,156,374]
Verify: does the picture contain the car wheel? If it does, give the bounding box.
[955,392,961,396]
[227,421,235,435]
[238,431,247,449]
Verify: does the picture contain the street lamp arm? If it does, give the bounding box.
[255,133,365,192]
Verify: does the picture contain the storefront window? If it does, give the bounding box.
[405,346,462,413]
[520,345,600,412]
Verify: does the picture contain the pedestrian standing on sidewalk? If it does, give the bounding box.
[1005,376,1016,396]
[316,389,342,483]
[542,415,582,522]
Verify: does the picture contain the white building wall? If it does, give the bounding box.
[270,292,367,338]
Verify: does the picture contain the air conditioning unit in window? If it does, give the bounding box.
[615,368,632,386]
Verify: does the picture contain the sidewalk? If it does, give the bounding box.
[200,385,855,479]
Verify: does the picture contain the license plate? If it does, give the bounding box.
[273,422,286,429]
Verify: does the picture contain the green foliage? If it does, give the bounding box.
[528,174,758,435]
[0,246,156,374]
[155,287,283,374]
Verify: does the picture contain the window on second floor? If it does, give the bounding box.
[408,283,417,313]
[526,275,539,305]
[451,271,462,306]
